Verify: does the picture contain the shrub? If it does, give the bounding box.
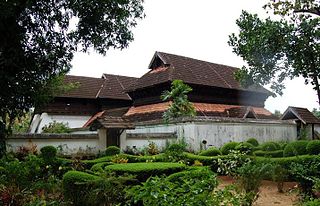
[199,147,221,156]
[105,146,120,156]
[165,141,187,161]
[90,162,113,173]
[40,146,57,161]
[147,141,160,155]
[246,138,259,147]
[235,142,254,155]
[62,171,101,205]
[306,140,320,155]
[283,140,309,157]
[260,141,280,151]
[220,142,239,155]
[42,121,71,133]
[254,150,283,158]
[105,162,186,181]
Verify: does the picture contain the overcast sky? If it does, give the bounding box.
[70,0,319,113]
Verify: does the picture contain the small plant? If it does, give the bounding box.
[147,141,159,155]
[235,142,254,155]
[246,138,259,147]
[192,160,203,166]
[164,140,187,162]
[220,142,239,155]
[42,121,71,133]
[40,146,57,162]
[111,154,128,164]
[216,150,251,175]
[271,164,288,192]
[105,146,120,156]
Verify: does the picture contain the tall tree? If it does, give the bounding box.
[228,0,320,104]
[0,0,144,156]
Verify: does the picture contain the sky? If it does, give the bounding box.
[70,0,319,113]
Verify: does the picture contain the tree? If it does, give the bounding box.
[312,108,320,118]
[228,0,320,105]
[0,0,144,156]
[273,110,283,118]
[161,80,196,123]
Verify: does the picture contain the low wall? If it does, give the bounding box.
[123,117,297,151]
[7,133,105,155]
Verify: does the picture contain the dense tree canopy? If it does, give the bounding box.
[228,0,320,104]
[0,0,144,156]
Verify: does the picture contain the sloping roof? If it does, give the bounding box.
[129,51,270,94]
[281,106,320,124]
[57,74,137,100]
[124,102,276,122]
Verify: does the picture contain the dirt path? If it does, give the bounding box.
[217,176,299,206]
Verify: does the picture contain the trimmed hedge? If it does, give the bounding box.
[283,140,309,157]
[254,150,283,158]
[306,140,320,155]
[260,142,280,151]
[220,142,239,155]
[246,138,259,147]
[62,171,101,205]
[235,142,254,154]
[105,162,186,181]
[198,147,221,156]
[90,162,114,173]
[40,146,57,160]
[105,146,120,156]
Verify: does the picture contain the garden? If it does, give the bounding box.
[1,138,320,205]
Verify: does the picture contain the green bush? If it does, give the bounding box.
[42,121,71,133]
[235,142,254,154]
[105,146,120,156]
[90,162,114,173]
[62,171,101,205]
[105,162,186,181]
[283,140,309,157]
[306,140,320,155]
[254,150,283,158]
[220,142,239,155]
[199,147,221,156]
[303,199,320,206]
[40,146,57,160]
[246,138,259,147]
[260,141,280,151]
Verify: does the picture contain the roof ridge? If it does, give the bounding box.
[205,62,232,88]
[95,79,106,98]
[102,73,138,79]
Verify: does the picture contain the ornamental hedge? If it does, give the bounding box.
[199,147,221,156]
[246,138,259,147]
[105,162,186,181]
[105,146,121,156]
[220,142,239,155]
[306,140,320,155]
[283,140,309,157]
[254,150,283,158]
[260,141,281,151]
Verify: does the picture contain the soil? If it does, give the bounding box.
[217,176,299,206]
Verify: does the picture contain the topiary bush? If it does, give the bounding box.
[306,140,320,155]
[235,142,254,155]
[105,146,120,156]
[62,171,101,205]
[220,142,239,155]
[199,147,221,156]
[40,145,57,161]
[90,162,114,173]
[105,162,186,181]
[260,141,280,151]
[283,140,309,157]
[246,138,259,147]
[254,150,283,158]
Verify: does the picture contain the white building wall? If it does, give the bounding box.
[123,120,297,152]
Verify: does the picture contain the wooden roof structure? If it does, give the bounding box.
[281,106,320,124]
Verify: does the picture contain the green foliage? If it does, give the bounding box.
[105,162,186,181]
[229,2,320,106]
[283,140,309,157]
[62,171,101,205]
[306,140,320,155]
[90,162,113,173]
[216,150,252,175]
[199,147,221,156]
[221,141,240,155]
[303,199,320,206]
[254,150,283,158]
[260,141,281,151]
[0,0,145,156]
[164,140,187,162]
[271,163,288,192]
[11,111,32,134]
[105,146,120,156]
[40,146,57,161]
[146,141,160,155]
[42,121,72,133]
[312,108,320,118]
[246,138,259,147]
[235,142,254,155]
[161,80,196,122]
[126,167,218,206]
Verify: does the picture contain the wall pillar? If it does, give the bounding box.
[98,128,107,150]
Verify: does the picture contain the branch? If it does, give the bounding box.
[294,8,320,16]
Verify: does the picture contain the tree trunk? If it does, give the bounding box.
[312,74,320,106]
[0,121,6,157]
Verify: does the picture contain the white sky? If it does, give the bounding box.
[70,0,319,113]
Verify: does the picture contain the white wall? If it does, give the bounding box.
[122,119,297,151]
[29,113,92,133]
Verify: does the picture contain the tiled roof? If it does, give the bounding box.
[124,102,276,122]
[281,106,320,124]
[129,51,270,94]
[57,74,137,100]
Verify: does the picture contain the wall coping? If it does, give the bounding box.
[8,133,99,140]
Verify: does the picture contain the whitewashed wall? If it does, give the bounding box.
[6,133,106,155]
[29,113,91,133]
[123,119,297,151]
